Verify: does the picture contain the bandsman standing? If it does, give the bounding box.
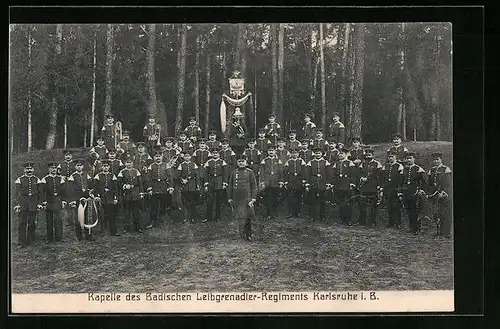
[302,113,317,141]
[358,149,383,226]
[177,131,194,155]
[427,152,452,238]
[259,146,284,220]
[57,150,75,178]
[145,151,174,228]
[117,156,144,233]
[401,152,426,234]
[287,130,301,151]
[284,149,307,218]
[66,159,94,241]
[387,133,409,164]
[276,138,291,163]
[305,149,332,222]
[39,162,67,243]
[380,151,404,228]
[161,137,180,165]
[299,140,314,163]
[227,154,258,241]
[203,149,228,223]
[332,148,357,225]
[193,139,211,168]
[177,153,200,223]
[310,129,329,153]
[244,139,262,180]
[143,115,161,152]
[348,137,364,165]
[14,162,43,247]
[184,116,202,139]
[326,140,340,164]
[93,160,120,236]
[116,131,137,158]
[134,142,153,174]
[256,128,272,154]
[101,114,117,149]
[220,139,236,170]
[229,116,247,155]
[328,112,346,145]
[107,149,124,176]
[89,136,109,162]
[206,130,221,151]
[263,114,282,148]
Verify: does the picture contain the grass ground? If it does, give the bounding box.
[10,141,453,293]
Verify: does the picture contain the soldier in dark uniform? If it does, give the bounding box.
[14,162,43,247]
[57,150,75,178]
[220,139,236,171]
[40,162,67,242]
[276,138,291,163]
[287,130,302,151]
[328,112,346,145]
[67,159,94,241]
[145,151,173,228]
[401,152,426,234]
[93,160,120,236]
[177,131,194,155]
[177,152,201,223]
[358,149,383,226]
[299,140,314,163]
[116,130,137,159]
[259,146,284,220]
[106,149,124,176]
[302,113,317,141]
[310,129,329,153]
[227,154,258,241]
[193,138,211,168]
[161,137,181,166]
[284,148,307,218]
[326,140,339,164]
[101,114,117,150]
[117,156,144,233]
[427,152,452,238]
[134,142,153,175]
[387,133,409,164]
[89,136,109,162]
[206,130,221,151]
[203,149,229,223]
[263,114,282,148]
[256,128,272,154]
[380,151,404,228]
[184,116,202,140]
[348,137,364,166]
[244,139,262,181]
[143,114,161,153]
[332,148,357,225]
[229,116,247,156]
[305,149,332,222]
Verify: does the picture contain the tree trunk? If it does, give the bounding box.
[27,26,32,152]
[104,24,114,117]
[90,26,97,147]
[205,53,211,138]
[234,24,246,73]
[435,34,441,140]
[319,23,326,134]
[351,24,365,139]
[307,24,314,113]
[278,23,285,127]
[175,24,187,134]
[346,25,355,141]
[45,24,63,150]
[270,24,278,115]
[194,35,200,123]
[147,24,158,119]
[339,23,350,118]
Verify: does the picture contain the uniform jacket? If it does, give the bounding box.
[134,152,153,173]
[264,122,281,139]
[244,148,262,166]
[381,162,404,191]
[326,149,339,164]
[107,159,124,176]
[178,140,194,154]
[101,124,116,146]
[227,167,257,203]
[349,148,364,162]
[229,123,247,147]
[90,145,108,160]
[401,163,426,198]
[146,162,174,194]
[204,158,228,190]
[332,159,357,191]
[39,174,66,211]
[184,125,202,138]
[93,171,119,204]
[117,168,143,201]
[299,149,314,163]
[306,158,331,190]
[67,171,93,201]
[57,160,75,178]
[143,123,159,140]
[14,174,42,211]
[193,149,211,168]
[310,138,329,152]
[256,138,272,153]
[284,157,307,189]
[117,141,137,157]
[328,121,345,144]
[260,156,284,188]
[161,147,180,165]
[220,148,236,169]
[206,140,221,151]
[387,145,409,162]
[302,121,317,140]
[358,159,383,193]
[287,139,302,151]
[427,164,452,194]
[276,148,291,163]
[177,161,200,192]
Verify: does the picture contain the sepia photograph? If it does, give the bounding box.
[9,22,453,312]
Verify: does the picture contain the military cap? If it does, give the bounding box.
[63,149,72,155]
[101,159,111,165]
[178,131,187,136]
[405,151,416,158]
[153,150,163,156]
[387,150,397,156]
[392,133,403,140]
[304,113,312,118]
[332,112,340,118]
[108,148,117,153]
[277,137,285,143]
[137,142,146,147]
[258,128,266,133]
[211,148,220,154]
[237,154,248,161]
[96,135,104,141]
[328,139,338,145]
[209,130,217,136]
[221,138,229,144]
[105,114,113,118]
[351,136,361,142]
[74,158,85,165]
[122,130,130,136]
[47,161,58,167]
[268,113,276,118]
[247,139,256,144]
[164,137,174,142]
[301,139,310,144]
[315,129,323,134]
[339,148,350,153]
[364,149,375,156]
[268,145,276,150]
[189,116,196,121]
[312,148,323,153]
[122,154,134,162]
[198,138,206,144]
[290,148,299,153]
[431,152,443,159]
[289,129,297,135]
[148,114,155,118]
[23,162,35,168]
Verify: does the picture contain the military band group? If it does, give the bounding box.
[13,111,452,246]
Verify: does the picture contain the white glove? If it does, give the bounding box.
[248,199,256,207]
[62,201,67,208]
[113,198,118,205]
[167,188,174,194]
[228,199,233,204]
[13,205,21,213]
[181,179,188,184]
[37,204,44,211]
[69,201,77,208]
[140,193,145,199]
[350,183,356,189]
[222,182,228,189]
[360,177,367,183]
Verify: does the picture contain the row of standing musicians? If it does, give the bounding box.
[13,128,452,245]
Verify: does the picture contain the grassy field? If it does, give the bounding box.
[10,141,453,293]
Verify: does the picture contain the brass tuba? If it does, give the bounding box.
[155,124,162,146]
[114,121,123,148]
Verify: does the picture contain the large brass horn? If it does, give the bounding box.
[115,121,123,148]
[156,124,162,147]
